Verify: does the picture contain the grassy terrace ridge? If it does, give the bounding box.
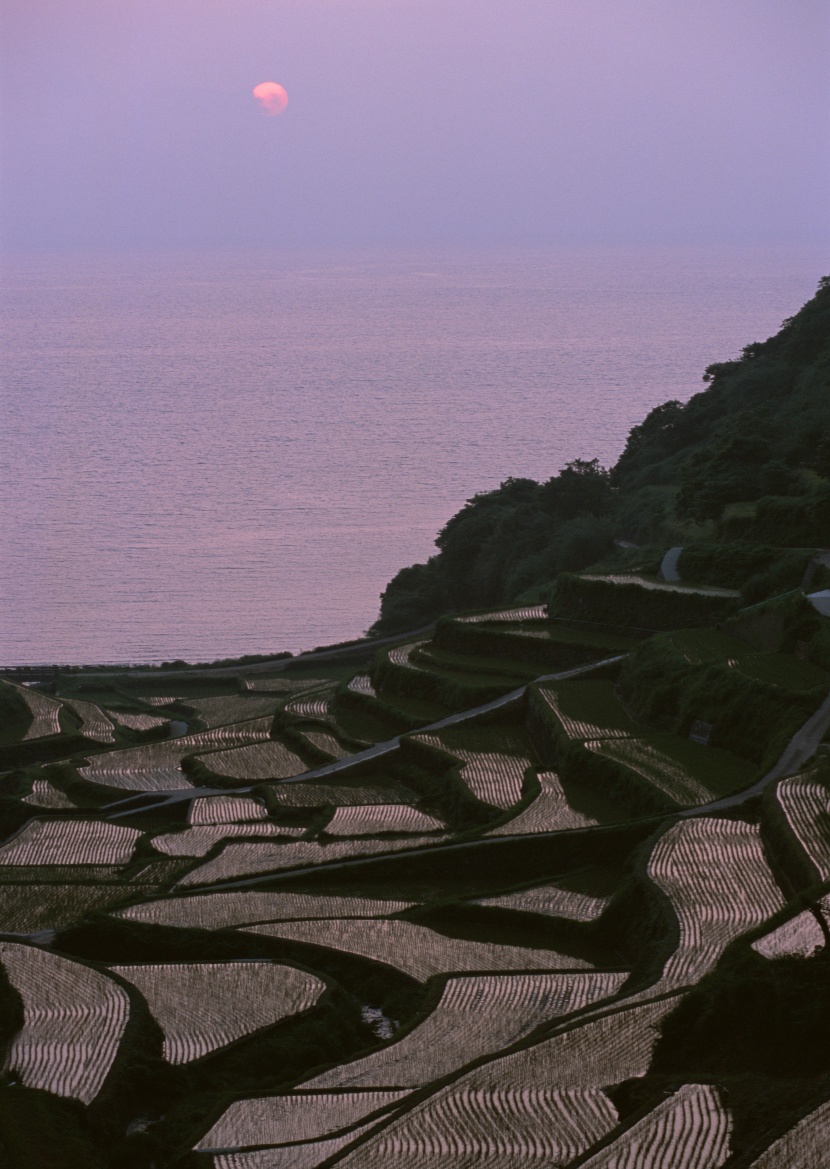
[2,281,830,1166]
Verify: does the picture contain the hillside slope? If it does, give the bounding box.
[372,276,830,634]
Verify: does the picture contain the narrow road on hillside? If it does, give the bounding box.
[684,687,830,817]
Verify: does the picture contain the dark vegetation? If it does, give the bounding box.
[372,276,830,634]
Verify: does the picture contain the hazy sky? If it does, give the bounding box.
[2,0,828,248]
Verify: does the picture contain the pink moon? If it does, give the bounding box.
[252,81,289,117]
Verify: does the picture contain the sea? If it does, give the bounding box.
[1,245,825,665]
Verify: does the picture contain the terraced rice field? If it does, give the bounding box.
[13,682,63,740]
[63,698,116,742]
[0,864,125,885]
[246,919,594,982]
[267,779,417,807]
[196,1090,409,1150]
[325,804,444,836]
[0,883,140,933]
[0,942,129,1102]
[79,718,274,791]
[536,682,638,741]
[648,818,785,990]
[118,891,417,930]
[301,730,351,760]
[306,972,627,1090]
[0,819,141,867]
[387,642,428,669]
[579,1083,731,1169]
[773,771,830,880]
[189,794,268,825]
[584,737,722,806]
[474,881,612,922]
[458,606,547,623]
[185,694,282,729]
[331,1083,619,1168]
[487,772,597,836]
[459,996,679,1097]
[22,779,75,809]
[151,823,306,858]
[348,674,377,696]
[747,1098,830,1167]
[284,691,336,720]
[245,678,326,692]
[197,738,306,781]
[751,909,825,960]
[413,734,529,809]
[178,837,448,886]
[209,1119,390,1169]
[107,710,171,731]
[142,695,185,706]
[110,961,325,1063]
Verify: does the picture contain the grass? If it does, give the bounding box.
[0,1087,107,1169]
[734,652,830,693]
[536,680,640,741]
[264,777,418,808]
[184,693,284,729]
[584,733,756,807]
[662,627,753,665]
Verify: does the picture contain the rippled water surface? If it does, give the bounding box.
[1,246,823,664]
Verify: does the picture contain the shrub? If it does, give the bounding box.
[549,574,738,632]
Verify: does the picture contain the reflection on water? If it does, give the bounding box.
[0,246,822,664]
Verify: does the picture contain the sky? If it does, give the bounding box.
[1,0,828,249]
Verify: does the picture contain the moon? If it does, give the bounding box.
[252,82,289,117]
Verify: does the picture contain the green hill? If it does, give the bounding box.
[372,276,830,634]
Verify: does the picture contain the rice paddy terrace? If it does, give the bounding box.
[2,569,830,1168]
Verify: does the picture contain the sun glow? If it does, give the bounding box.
[252,82,289,117]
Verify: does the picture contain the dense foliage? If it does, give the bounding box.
[372,277,830,633]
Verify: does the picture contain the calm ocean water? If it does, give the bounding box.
[1,246,824,665]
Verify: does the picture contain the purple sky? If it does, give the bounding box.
[2,0,828,248]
